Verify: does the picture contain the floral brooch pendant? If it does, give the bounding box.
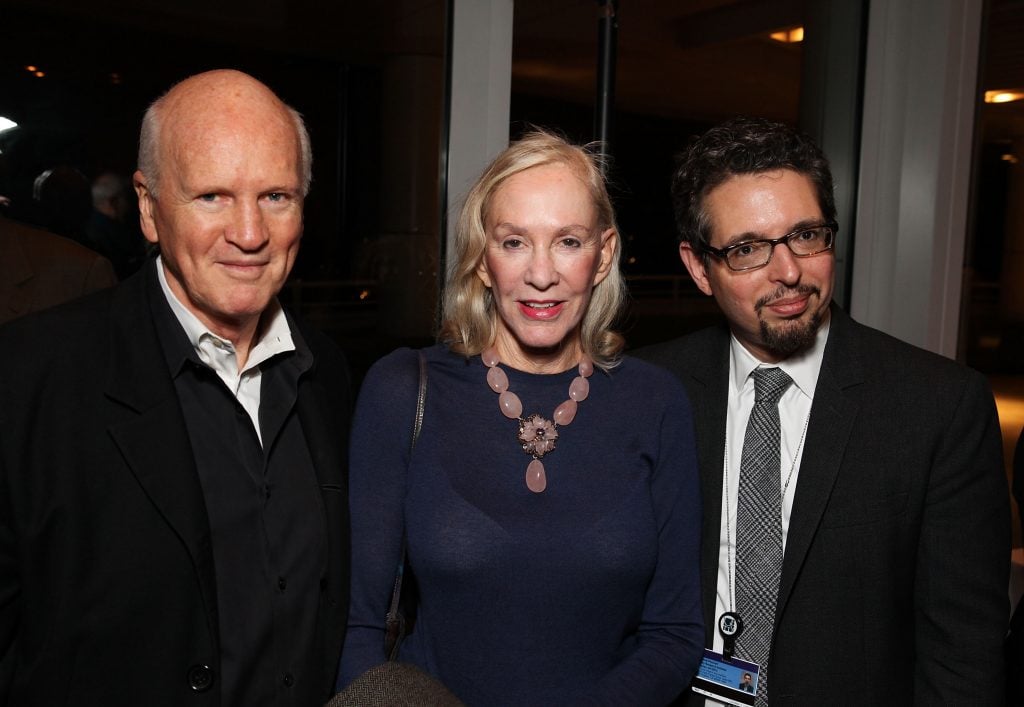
[518,413,559,458]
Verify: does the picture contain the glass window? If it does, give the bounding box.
[510,0,860,347]
[0,1,447,380]
[962,0,1024,552]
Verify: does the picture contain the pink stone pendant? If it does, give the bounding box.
[499,390,523,419]
[526,458,547,493]
[553,399,578,426]
[486,365,509,393]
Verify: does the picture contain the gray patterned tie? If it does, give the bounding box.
[735,366,793,706]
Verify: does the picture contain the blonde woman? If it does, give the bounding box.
[339,131,703,706]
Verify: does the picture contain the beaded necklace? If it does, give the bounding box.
[482,346,594,492]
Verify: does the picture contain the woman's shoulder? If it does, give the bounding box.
[364,346,420,382]
[362,343,464,392]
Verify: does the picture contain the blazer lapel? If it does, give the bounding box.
[103,267,219,627]
[686,327,732,641]
[293,330,346,491]
[292,324,351,691]
[775,306,864,621]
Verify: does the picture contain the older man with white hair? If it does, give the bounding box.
[0,70,351,707]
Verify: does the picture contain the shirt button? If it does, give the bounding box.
[187,664,215,692]
[282,673,295,687]
[278,576,287,591]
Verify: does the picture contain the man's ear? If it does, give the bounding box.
[133,170,159,245]
[679,242,714,296]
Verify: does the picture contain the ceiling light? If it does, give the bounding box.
[985,90,1024,103]
[770,26,804,43]
[0,117,17,134]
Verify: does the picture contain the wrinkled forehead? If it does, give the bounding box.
[160,98,301,186]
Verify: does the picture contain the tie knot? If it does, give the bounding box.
[752,366,792,403]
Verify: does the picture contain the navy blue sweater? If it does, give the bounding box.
[340,345,703,706]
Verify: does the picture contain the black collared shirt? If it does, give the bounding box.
[151,283,326,707]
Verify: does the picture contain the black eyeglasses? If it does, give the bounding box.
[701,222,837,272]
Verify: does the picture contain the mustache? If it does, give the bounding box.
[755,284,820,311]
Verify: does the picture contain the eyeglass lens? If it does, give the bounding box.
[726,227,833,270]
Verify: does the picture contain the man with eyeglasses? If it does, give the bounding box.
[639,117,1008,706]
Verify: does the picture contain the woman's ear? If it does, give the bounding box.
[592,227,618,285]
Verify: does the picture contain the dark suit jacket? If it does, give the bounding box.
[0,215,116,324]
[1008,431,1024,705]
[0,263,351,706]
[638,304,1009,705]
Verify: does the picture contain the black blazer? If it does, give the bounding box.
[0,263,351,706]
[1007,431,1024,705]
[638,304,1009,705]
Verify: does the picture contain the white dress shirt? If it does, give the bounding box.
[155,256,295,445]
[704,321,829,705]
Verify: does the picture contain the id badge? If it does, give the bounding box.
[691,648,760,707]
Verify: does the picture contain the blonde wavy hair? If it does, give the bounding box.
[439,129,625,370]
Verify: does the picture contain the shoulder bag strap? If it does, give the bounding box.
[384,350,427,660]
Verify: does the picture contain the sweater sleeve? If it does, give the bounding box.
[574,367,705,706]
[336,347,421,688]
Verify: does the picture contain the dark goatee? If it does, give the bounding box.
[756,285,822,358]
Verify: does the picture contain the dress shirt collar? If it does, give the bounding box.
[729,315,830,399]
[155,255,295,379]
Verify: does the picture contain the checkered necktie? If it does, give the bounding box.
[735,366,792,706]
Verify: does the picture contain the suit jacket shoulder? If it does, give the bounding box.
[823,305,975,379]
[0,216,117,324]
[633,324,730,386]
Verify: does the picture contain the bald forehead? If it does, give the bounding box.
[158,70,293,134]
[153,71,302,184]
